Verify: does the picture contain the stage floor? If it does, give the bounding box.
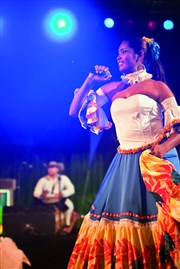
[5,230,79,269]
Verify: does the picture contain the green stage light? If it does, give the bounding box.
[44,9,77,42]
[104,18,114,28]
[163,20,174,30]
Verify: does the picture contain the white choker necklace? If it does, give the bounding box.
[121,69,152,85]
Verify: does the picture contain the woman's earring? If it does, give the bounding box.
[135,63,146,72]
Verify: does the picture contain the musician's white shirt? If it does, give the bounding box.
[33,174,75,199]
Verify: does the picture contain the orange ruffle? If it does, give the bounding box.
[140,150,180,268]
[68,216,160,269]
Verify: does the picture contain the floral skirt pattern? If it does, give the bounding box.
[67,148,180,269]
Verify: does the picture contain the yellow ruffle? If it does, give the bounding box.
[139,149,180,221]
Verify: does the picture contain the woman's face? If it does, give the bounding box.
[117,41,138,74]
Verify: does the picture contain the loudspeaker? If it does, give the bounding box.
[3,206,64,236]
[0,178,16,189]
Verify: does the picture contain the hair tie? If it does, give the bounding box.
[142,36,160,61]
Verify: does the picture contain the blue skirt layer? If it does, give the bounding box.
[90,148,180,223]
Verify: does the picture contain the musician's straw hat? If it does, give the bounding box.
[47,161,64,172]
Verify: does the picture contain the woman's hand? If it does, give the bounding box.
[151,133,180,159]
[89,65,112,83]
[150,144,166,158]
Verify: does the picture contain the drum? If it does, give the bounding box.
[42,196,60,204]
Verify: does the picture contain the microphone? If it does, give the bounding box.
[95,69,112,78]
[71,59,112,78]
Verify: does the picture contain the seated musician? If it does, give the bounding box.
[33,161,75,231]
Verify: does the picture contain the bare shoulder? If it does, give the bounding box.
[150,80,174,102]
[99,79,174,103]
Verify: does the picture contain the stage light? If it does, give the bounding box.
[148,21,157,30]
[104,18,114,28]
[163,20,174,30]
[44,8,77,42]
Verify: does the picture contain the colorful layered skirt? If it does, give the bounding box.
[67,148,180,269]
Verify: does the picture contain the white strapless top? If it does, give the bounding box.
[78,89,180,144]
[110,94,163,149]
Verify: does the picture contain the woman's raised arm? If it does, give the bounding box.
[69,66,112,117]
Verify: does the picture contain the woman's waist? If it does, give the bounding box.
[117,138,156,154]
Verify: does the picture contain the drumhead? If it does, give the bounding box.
[42,197,59,204]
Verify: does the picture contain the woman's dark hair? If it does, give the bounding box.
[123,36,167,83]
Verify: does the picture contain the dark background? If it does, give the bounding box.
[0,0,180,210]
